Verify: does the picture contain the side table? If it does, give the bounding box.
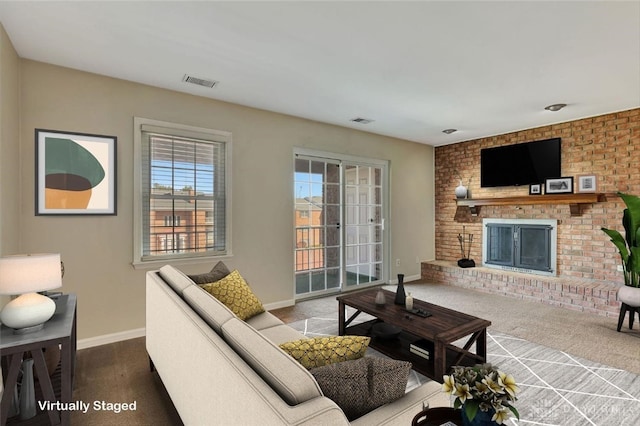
[1,294,77,426]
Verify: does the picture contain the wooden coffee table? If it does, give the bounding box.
[337,289,491,382]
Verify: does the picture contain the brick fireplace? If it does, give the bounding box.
[423,108,640,317]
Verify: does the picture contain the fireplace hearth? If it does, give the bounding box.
[482,218,557,276]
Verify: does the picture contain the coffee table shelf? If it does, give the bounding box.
[345,319,485,380]
[337,289,491,382]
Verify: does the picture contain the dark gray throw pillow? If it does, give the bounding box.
[310,356,411,420]
[188,261,231,284]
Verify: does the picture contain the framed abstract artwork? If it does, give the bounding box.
[35,129,117,215]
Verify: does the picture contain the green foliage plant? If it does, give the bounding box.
[602,192,640,288]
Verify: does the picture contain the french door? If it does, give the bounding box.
[294,151,387,299]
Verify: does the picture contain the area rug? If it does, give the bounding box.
[287,311,640,426]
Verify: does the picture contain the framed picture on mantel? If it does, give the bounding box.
[545,177,573,194]
[576,175,597,193]
[529,183,543,195]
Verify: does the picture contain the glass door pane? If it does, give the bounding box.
[516,226,552,271]
[294,152,386,299]
[344,165,383,288]
[294,158,341,297]
[486,225,514,266]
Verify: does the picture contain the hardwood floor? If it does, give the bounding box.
[270,294,339,323]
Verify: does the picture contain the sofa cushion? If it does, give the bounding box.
[259,324,307,346]
[200,270,265,321]
[310,357,412,420]
[279,336,370,369]
[245,312,284,331]
[221,318,323,406]
[158,265,195,295]
[182,285,235,333]
[187,261,231,285]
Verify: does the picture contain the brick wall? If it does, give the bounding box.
[432,108,639,285]
[422,261,620,317]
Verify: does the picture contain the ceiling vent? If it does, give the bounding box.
[350,117,374,124]
[182,74,219,88]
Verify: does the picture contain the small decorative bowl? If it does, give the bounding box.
[371,322,402,340]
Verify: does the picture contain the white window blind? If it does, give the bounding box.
[139,123,228,261]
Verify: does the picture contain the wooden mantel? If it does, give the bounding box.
[455,193,611,216]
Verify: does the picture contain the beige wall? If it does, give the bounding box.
[13,60,435,341]
[0,24,20,308]
[0,24,20,255]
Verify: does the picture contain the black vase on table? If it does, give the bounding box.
[394,274,406,305]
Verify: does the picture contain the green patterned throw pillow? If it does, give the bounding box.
[200,270,265,321]
[279,336,370,369]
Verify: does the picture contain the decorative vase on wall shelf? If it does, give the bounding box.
[455,180,468,199]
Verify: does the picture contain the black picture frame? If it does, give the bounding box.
[529,183,543,195]
[35,129,117,215]
[545,177,574,195]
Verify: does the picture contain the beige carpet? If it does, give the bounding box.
[399,282,640,376]
[284,282,640,375]
[290,285,640,426]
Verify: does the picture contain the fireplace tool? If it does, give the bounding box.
[457,226,476,268]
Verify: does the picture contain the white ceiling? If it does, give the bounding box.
[1,1,639,146]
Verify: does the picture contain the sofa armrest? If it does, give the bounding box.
[280,397,349,426]
[350,381,450,426]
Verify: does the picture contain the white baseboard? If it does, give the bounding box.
[390,274,421,284]
[263,299,294,311]
[78,327,146,350]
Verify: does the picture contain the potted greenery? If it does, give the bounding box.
[602,192,640,324]
[602,192,640,288]
[442,363,519,425]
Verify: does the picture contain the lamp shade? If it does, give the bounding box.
[0,254,62,295]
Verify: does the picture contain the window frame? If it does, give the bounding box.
[133,117,232,269]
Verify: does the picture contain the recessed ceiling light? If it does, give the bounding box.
[544,103,567,112]
[442,129,457,134]
[350,117,374,124]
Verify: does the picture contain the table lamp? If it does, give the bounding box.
[0,253,62,334]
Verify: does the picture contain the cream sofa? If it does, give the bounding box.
[146,265,448,425]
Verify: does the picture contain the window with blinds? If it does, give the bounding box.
[136,119,230,262]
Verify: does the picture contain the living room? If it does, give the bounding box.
[1,2,639,425]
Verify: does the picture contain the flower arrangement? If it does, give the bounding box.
[442,363,520,425]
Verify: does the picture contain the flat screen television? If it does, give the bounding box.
[480,138,561,188]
